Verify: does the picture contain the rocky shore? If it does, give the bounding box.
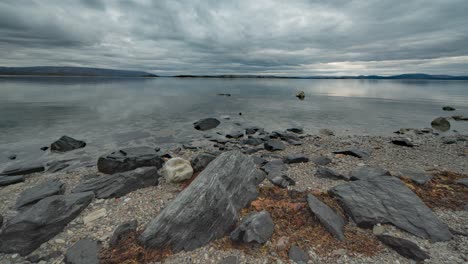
[0,121,467,264]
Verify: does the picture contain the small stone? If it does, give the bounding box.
[221,255,239,264]
[372,224,386,235]
[315,167,349,180]
[50,136,86,152]
[65,239,100,264]
[377,234,430,261]
[442,106,455,111]
[264,140,285,151]
[55,239,66,244]
[162,157,194,183]
[83,208,107,225]
[276,236,289,251]
[283,154,309,164]
[230,211,274,244]
[391,137,414,147]
[289,245,309,264]
[319,129,335,136]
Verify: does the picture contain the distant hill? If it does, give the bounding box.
[0,66,157,77]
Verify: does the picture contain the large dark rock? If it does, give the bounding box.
[377,234,430,261]
[397,169,433,185]
[0,176,25,186]
[51,136,86,152]
[230,211,274,244]
[15,179,65,209]
[330,177,452,242]
[306,194,345,240]
[190,152,216,173]
[431,117,451,132]
[284,154,309,164]
[110,220,138,247]
[312,156,332,166]
[65,239,100,264]
[1,160,44,176]
[73,167,160,199]
[139,151,265,252]
[333,149,370,159]
[193,118,220,131]
[442,106,455,111]
[391,137,414,147]
[97,147,164,174]
[348,166,391,181]
[264,140,285,151]
[289,245,309,264]
[0,192,94,255]
[315,167,349,180]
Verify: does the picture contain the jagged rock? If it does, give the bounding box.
[289,245,309,264]
[431,117,450,132]
[377,235,430,261]
[442,137,457,144]
[97,147,164,174]
[391,137,414,147]
[0,192,94,255]
[0,176,24,186]
[287,127,303,134]
[51,136,86,152]
[110,220,138,246]
[139,151,265,252]
[162,158,193,183]
[330,177,452,242]
[319,128,335,136]
[193,118,220,131]
[456,178,468,187]
[1,160,44,176]
[15,179,65,209]
[348,166,391,181]
[315,167,349,180]
[267,172,295,188]
[73,167,160,199]
[397,169,433,185]
[226,130,244,139]
[284,154,309,164]
[65,239,100,264]
[442,106,455,111]
[191,153,216,173]
[306,194,345,240]
[261,160,288,175]
[230,211,274,244]
[264,140,285,151]
[312,156,332,166]
[243,146,264,154]
[333,149,369,159]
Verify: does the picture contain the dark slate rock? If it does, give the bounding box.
[191,153,216,173]
[72,167,160,199]
[51,136,86,152]
[271,131,301,141]
[245,126,261,135]
[288,245,309,264]
[442,106,455,111]
[264,140,285,151]
[46,160,70,173]
[0,176,25,186]
[287,139,303,145]
[241,137,263,146]
[243,146,264,154]
[398,169,433,185]
[15,179,65,209]
[377,235,430,261]
[230,211,274,244]
[312,156,332,166]
[8,155,16,160]
[1,161,44,176]
[40,146,49,151]
[348,166,391,181]
[252,156,267,166]
[330,177,452,242]
[431,117,451,132]
[97,147,164,174]
[333,149,370,159]
[226,130,244,139]
[139,151,265,252]
[65,239,100,264]
[456,178,468,187]
[284,154,309,164]
[391,137,414,147]
[267,172,295,188]
[110,220,138,247]
[0,192,94,255]
[261,160,288,175]
[315,167,349,180]
[287,127,304,134]
[193,118,220,131]
[0,215,3,228]
[306,194,345,240]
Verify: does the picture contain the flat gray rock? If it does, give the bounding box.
[0,176,24,186]
[97,147,164,174]
[289,245,309,264]
[377,234,430,261]
[264,140,285,151]
[306,194,345,240]
[261,160,288,175]
[398,169,433,185]
[1,160,44,176]
[230,211,274,244]
[65,238,100,264]
[312,156,332,166]
[391,137,414,147]
[0,192,94,255]
[139,151,265,252]
[193,118,220,131]
[330,177,452,242]
[333,149,370,159]
[316,167,349,180]
[348,166,390,181]
[73,167,160,199]
[15,179,65,209]
[267,172,295,188]
[284,154,309,164]
[51,136,86,152]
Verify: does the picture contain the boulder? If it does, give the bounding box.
[65,239,100,264]
[110,220,138,247]
[97,147,164,174]
[284,154,309,164]
[289,245,309,264]
[431,117,451,132]
[1,160,44,176]
[0,176,24,187]
[264,140,285,151]
[397,169,433,185]
[0,192,94,255]
[230,211,274,244]
[391,137,414,147]
[191,153,216,173]
[333,149,369,159]
[306,194,345,240]
[348,166,391,181]
[15,179,65,209]
[312,156,332,166]
[315,167,349,181]
[73,167,160,199]
[442,106,455,111]
[193,118,220,131]
[329,177,452,242]
[287,127,303,134]
[377,235,430,261]
[139,151,265,252]
[162,157,193,183]
[51,136,86,152]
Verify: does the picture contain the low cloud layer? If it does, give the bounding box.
[1,0,467,75]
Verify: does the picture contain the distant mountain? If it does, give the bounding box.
[0,66,157,77]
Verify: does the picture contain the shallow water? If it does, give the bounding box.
[0,77,467,169]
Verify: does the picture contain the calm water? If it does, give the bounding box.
[0,77,467,170]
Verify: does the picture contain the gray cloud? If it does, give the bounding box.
[0,0,467,75]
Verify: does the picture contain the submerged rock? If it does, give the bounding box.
[97,147,164,174]
[162,157,193,183]
[51,135,86,152]
[15,179,65,209]
[377,234,430,261]
[431,117,451,132]
[230,211,274,244]
[306,194,345,240]
[65,239,100,264]
[139,151,265,252]
[348,166,391,181]
[193,118,220,131]
[287,127,304,134]
[452,115,468,121]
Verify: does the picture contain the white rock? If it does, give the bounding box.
[161,157,193,183]
[83,208,107,225]
[55,238,65,244]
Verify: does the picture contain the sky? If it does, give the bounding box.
[0,0,467,76]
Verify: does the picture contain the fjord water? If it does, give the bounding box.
[0,77,467,168]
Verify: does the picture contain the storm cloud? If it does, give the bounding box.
[0,0,467,75]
